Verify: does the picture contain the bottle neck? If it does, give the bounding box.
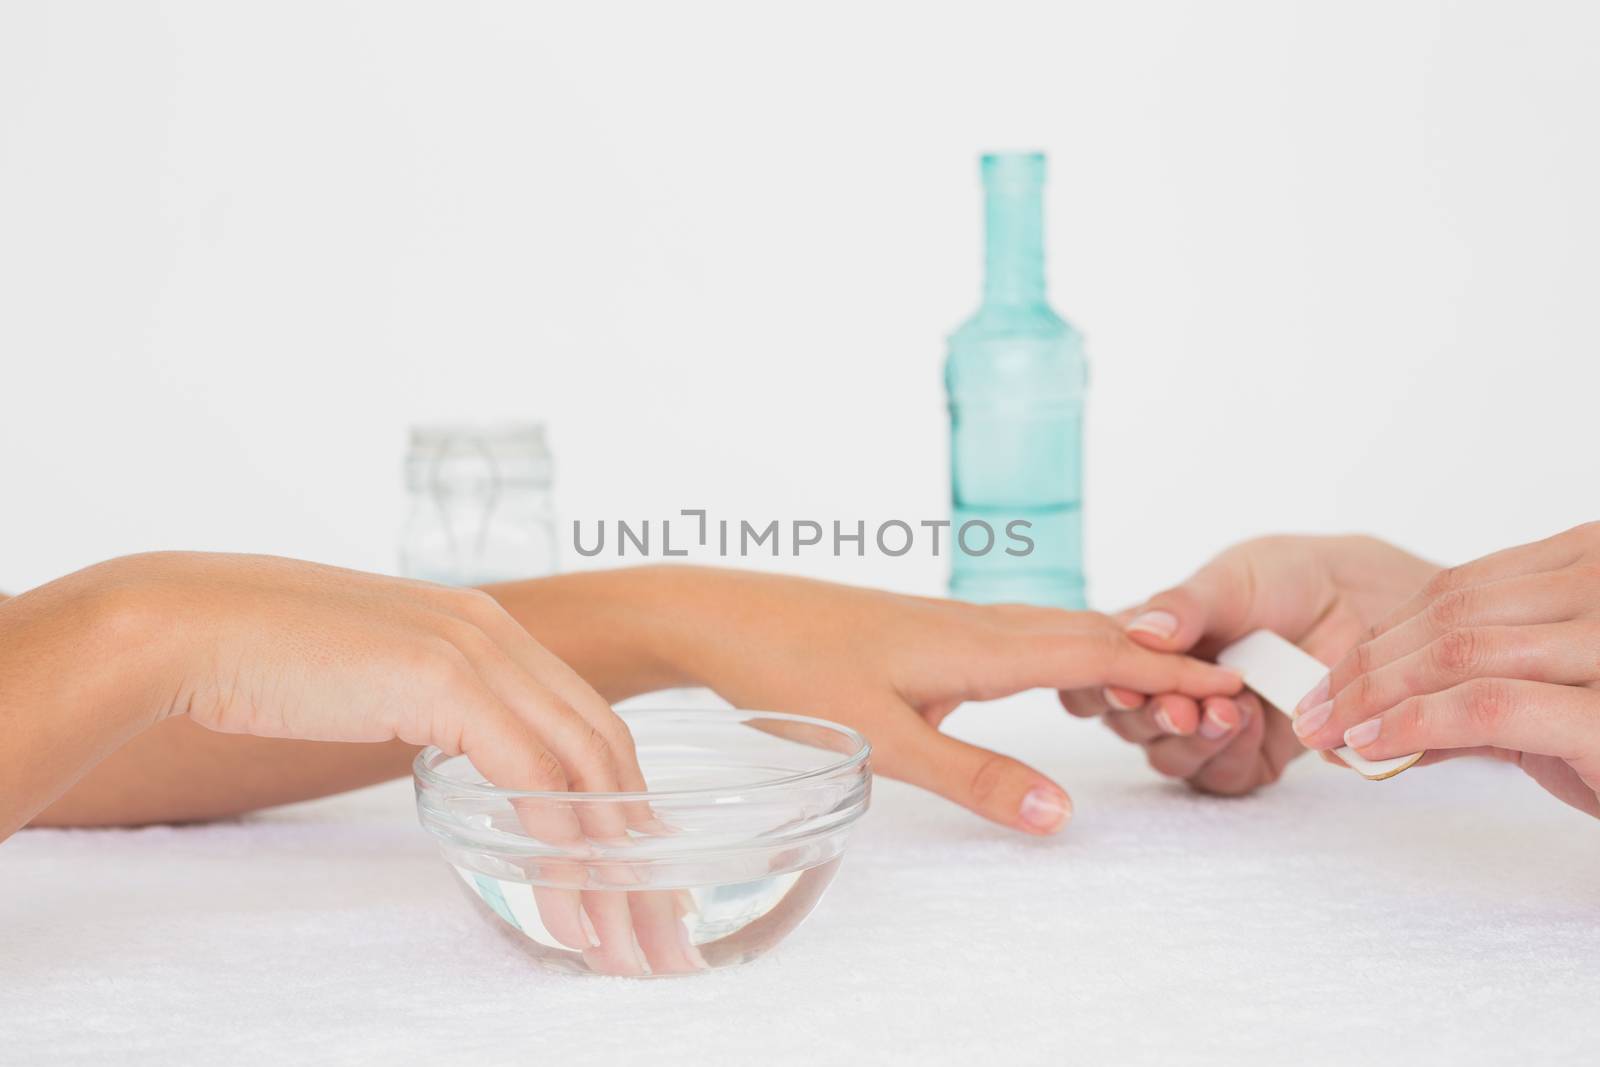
[982,178,1046,307]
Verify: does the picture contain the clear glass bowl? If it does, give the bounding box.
[414,708,871,977]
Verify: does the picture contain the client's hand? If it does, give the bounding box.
[1298,522,1600,819]
[1059,536,1439,795]
[633,568,1244,834]
[0,552,689,976]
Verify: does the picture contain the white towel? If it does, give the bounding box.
[3,691,1597,1066]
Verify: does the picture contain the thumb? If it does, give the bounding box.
[1124,554,1257,656]
[883,721,1073,835]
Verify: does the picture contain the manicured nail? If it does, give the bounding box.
[1103,687,1142,711]
[1296,674,1330,716]
[1125,610,1179,640]
[677,920,710,971]
[1198,704,1233,740]
[1292,700,1332,738]
[1019,787,1071,832]
[1344,717,1382,749]
[580,908,602,948]
[1153,708,1179,734]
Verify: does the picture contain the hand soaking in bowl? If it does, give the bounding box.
[414,708,871,977]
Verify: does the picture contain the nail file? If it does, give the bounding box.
[1215,629,1424,781]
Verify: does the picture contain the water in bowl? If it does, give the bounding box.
[452,857,841,977]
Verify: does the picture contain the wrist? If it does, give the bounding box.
[69,561,191,729]
[0,563,175,835]
[486,566,704,701]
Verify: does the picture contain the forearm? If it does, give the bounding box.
[0,575,165,839]
[32,567,700,828]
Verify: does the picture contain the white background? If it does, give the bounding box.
[2,0,1597,606]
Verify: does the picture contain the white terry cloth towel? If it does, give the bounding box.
[3,691,1598,1066]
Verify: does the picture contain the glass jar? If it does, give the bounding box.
[400,423,558,586]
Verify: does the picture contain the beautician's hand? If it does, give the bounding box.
[630,568,1244,834]
[1059,536,1440,795]
[1296,522,1600,818]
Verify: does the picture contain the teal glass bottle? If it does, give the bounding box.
[946,152,1088,608]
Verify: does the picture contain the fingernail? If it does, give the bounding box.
[1103,687,1142,711]
[677,920,710,971]
[1344,717,1382,749]
[1153,708,1179,734]
[1125,610,1179,639]
[1198,705,1233,740]
[579,909,602,949]
[1296,674,1330,715]
[1019,787,1071,832]
[1292,700,1332,739]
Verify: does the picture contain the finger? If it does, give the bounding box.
[1143,697,1245,780]
[447,591,650,795]
[986,613,1241,698]
[629,889,708,975]
[484,667,633,845]
[531,882,599,954]
[1318,566,1593,716]
[882,718,1072,834]
[1360,529,1586,643]
[1300,623,1600,750]
[1152,697,1248,780]
[460,705,600,954]
[1147,693,1201,736]
[1059,688,1114,718]
[1341,679,1600,762]
[1122,553,1261,654]
[1325,571,1588,700]
[580,890,651,977]
[421,660,606,956]
[1103,706,1163,744]
[1104,686,1145,712]
[1069,618,1243,697]
[1185,693,1276,795]
[447,627,634,841]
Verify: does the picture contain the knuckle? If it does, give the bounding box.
[602,719,638,759]
[1083,615,1124,655]
[966,755,1013,808]
[1562,521,1600,550]
[1145,743,1190,779]
[1425,588,1470,632]
[1421,566,1460,600]
[1347,640,1374,681]
[1432,628,1481,676]
[1103,713,1145,742]
[1350,669,1380,715]
[410,637,474,691]
[1462,678,1511,731]
[449,587,506,625]
[1194,763,1254,796]
[581,724,614,763]
[533,748,568,789]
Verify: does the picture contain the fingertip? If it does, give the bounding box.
[1123,586,1208,651]
[1150,694,1200,736]
[1059,689,1109,718]
[1197,696,1238,740]
[1018,784,1073,834]
[1103,686,1145,712]
[1124,608,1182,646]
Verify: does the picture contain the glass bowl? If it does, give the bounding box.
[414,708,871,977]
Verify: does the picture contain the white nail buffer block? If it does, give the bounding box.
[1216,630,1424,781]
